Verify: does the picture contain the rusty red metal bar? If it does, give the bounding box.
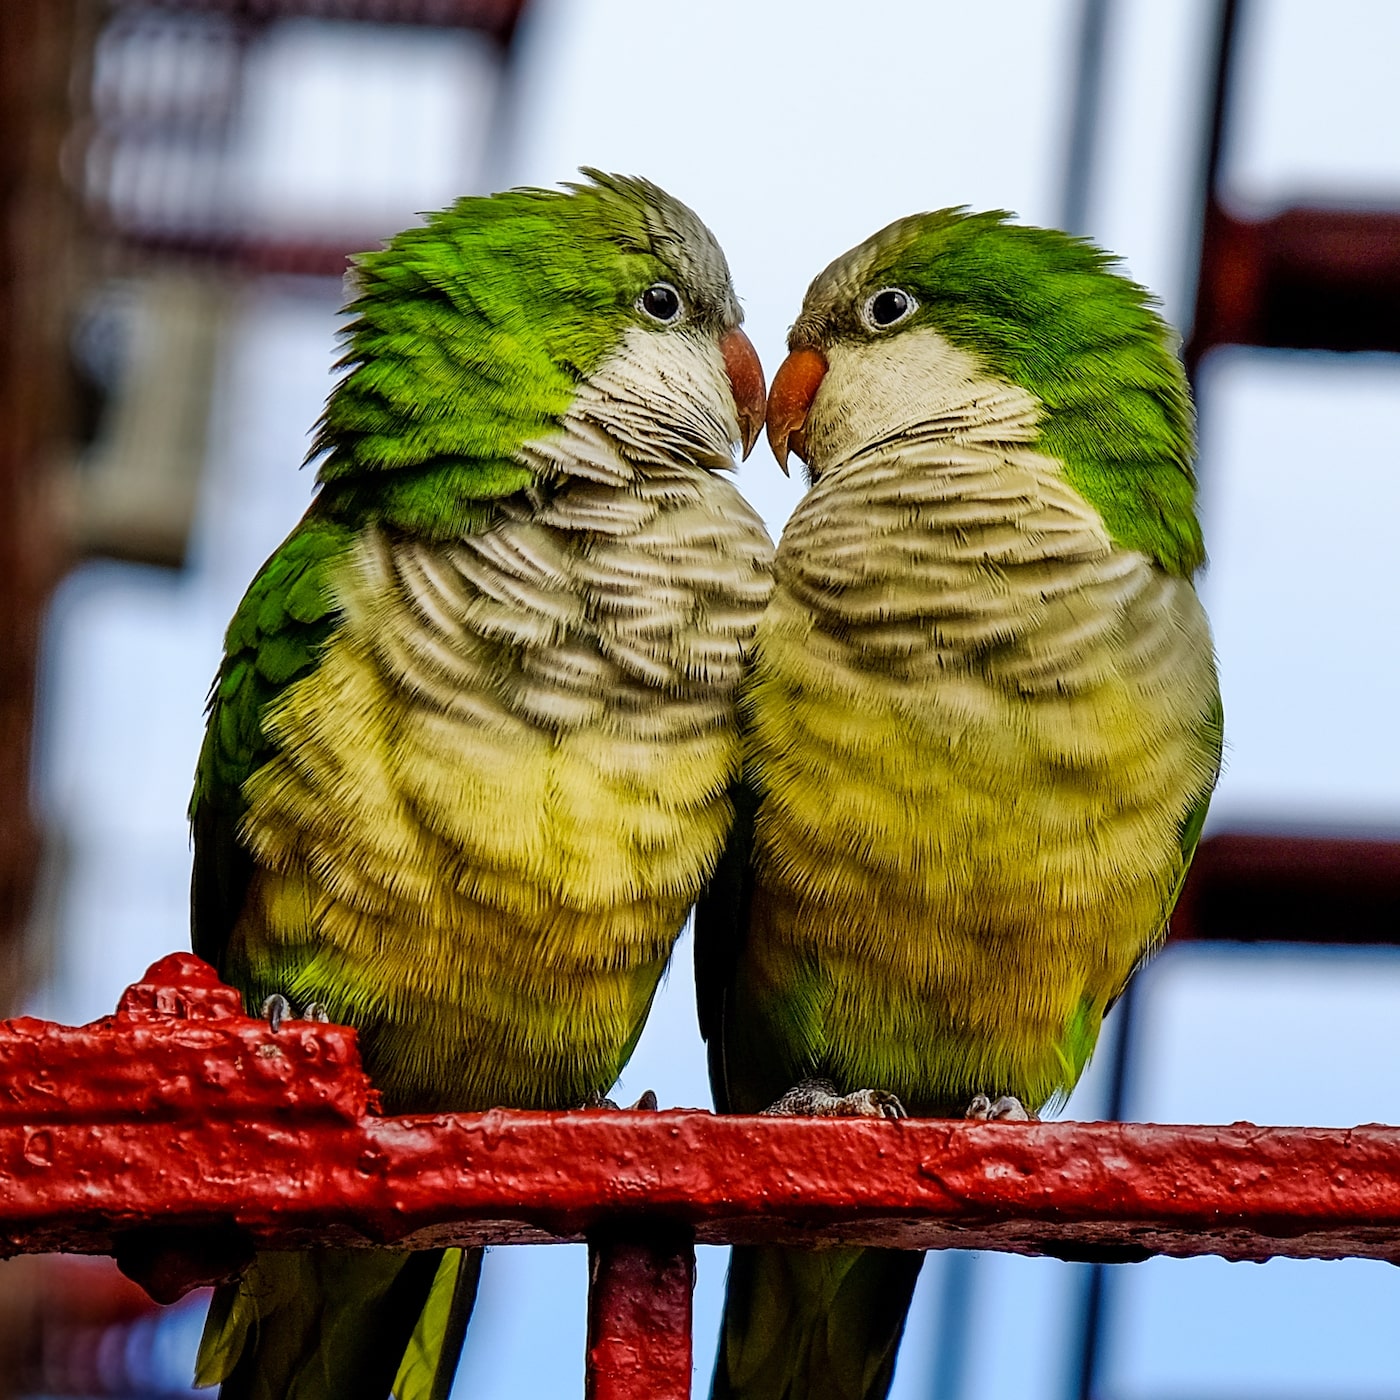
[102,224,389,275]
[104,0,526,43]
[1187,199,1400,371]
[2,954,1400,1278]
[97,227,385,279]
[586,1230,695,1400]
[1173,832,1400,945]
[1183,0,1400,372]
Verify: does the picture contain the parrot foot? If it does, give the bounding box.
[582,1089,659,1111]
[259,995,331,1034]
[762,1077,907,1120]
[965,1094,1036,1122]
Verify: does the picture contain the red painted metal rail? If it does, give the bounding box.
[4,955,1400,1396]
[104,0,526,43]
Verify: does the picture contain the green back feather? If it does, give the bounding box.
[794,208,1202,575]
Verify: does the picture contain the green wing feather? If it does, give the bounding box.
[391,1249,483,1400]
[189,512,351,975]
[1135,687,1224,965]
[1057,688,1224,1083]
[712,1247,923,1400]
[189,512,508,1400]
[1170,689,1225,918]
[196,1250,447,1400]
[694,772,760,1114]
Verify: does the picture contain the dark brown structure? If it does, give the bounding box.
[0,1,80,1017]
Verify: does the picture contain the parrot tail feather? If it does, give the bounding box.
[196,1246,481,1400]
[711,1245,924,1400]
[394,1248,482,1400]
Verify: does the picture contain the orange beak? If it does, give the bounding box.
[764,345,828,475]
[720,327,766,460]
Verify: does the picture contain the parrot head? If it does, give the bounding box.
[766,207,1203,574]
[311,170,765,537]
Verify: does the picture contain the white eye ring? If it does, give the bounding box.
[862,287,918,330]
[638,281,684,324]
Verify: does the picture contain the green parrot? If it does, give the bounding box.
[189,171,773,1400]
[697,208,1222,1400]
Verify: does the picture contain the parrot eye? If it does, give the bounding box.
[638,282,683,324]
[863,287,917,330]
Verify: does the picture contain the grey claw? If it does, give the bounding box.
[582,1088,659,1111]
[260,994,292,1034]
[260,994,332,1031]
[965,1093,1034,1122]
[849,1088,907,1121]
[763,1077,907,1120]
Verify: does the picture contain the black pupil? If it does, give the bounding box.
[871,289,909,325]
[643,285,680,320]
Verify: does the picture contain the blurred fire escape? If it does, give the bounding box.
[74,0,528,570]
[1066,2,1400,1398]
[1,2,528,1394]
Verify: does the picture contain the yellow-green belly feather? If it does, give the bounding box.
[232,466,772,1113]
[737,425,1219,1116]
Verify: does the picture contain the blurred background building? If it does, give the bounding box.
[2,0,1399,1396]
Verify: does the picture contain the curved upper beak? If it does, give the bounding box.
[720,327,766,460]
[765,345,828,475]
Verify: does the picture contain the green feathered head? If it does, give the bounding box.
[311,171,756,536]
[778,208,1203,575]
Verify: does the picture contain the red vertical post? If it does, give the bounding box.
[586,1227,695,1400]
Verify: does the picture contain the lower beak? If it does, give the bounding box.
[720,327,766,460]
[765,345,828,475]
